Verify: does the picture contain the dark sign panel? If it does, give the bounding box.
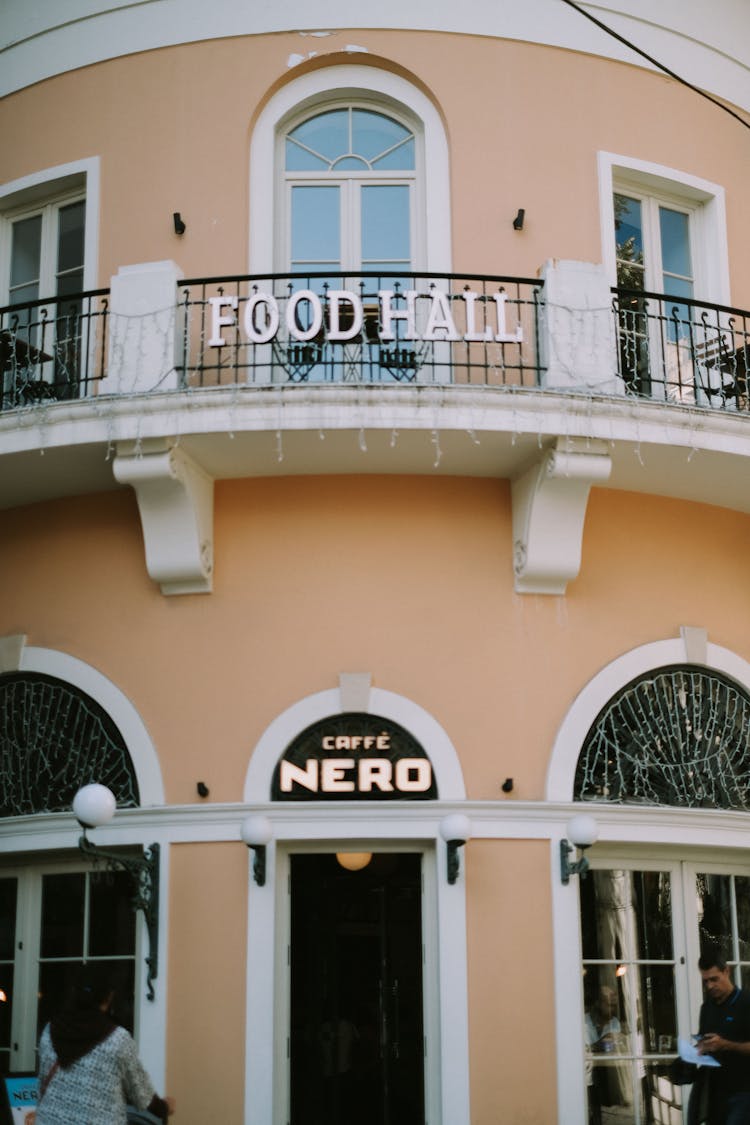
[272,712,437,801]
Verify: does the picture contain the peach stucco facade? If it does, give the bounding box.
[2,5,750,1124]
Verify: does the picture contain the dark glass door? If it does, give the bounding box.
[290,852,424,1125]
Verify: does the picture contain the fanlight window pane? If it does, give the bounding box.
[286,108,415,172]
[287,109,348,167]
[352,109,414,167]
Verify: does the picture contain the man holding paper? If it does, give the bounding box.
[696,947,750,1124]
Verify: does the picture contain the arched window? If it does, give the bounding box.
[283,105,416,276]
[574,665,750,809]
[0,672,139,818]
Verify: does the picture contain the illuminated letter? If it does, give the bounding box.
[358,759,394,792]
[243,292,279,343]
[493,292,524,342]
[335,736,351,750]
[423,290,461,341]
[280,759,319,792]
[462,290,493,342]
[376,734,391,751]
[322,759,356,792]
[395,758,432,792]
[322,737,335,750]
[378,290,418,341]
[208,296,238,347]
[327,291,363,341]
[287,289,323,342]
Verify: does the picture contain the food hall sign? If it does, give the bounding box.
[208,288,523,347]
[272,713,437,802]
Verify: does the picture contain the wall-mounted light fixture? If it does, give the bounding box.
[512,208,525,231]
[560,813,599,885]
[173,212,186,236]
[73,784,160,1001]
[336,851,373,872]
[439,813,472,884]
[240,815,273,886]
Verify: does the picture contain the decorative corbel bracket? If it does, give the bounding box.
[511,437,612,595]
[113,440,214,595]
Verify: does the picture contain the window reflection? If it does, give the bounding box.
[581,870,682,1125]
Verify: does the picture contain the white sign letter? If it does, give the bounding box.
[462,290,493,342]
[378,290,418,341]
[280,760,319,792]
[243,292,279,343]
[358,759,394,792]
[493,292,524,343]
[327,291,363,341]
[423,290,461,341]
[208,296,238,347]
[395,758,432,792]
[287,289,324,342]
[321,759,356,792]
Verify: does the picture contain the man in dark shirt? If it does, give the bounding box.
[697,948,750,1124]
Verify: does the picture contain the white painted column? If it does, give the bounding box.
[539,260,620,393]
[108,260,184,394]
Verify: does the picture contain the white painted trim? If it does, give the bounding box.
[18,644,165,805]
[243,684,466,801]
[598,151,730,305]
[0,157,101,296]
[249,64,451,275]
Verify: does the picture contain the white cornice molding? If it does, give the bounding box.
[2,2,749,110]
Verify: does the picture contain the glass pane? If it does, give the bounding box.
[0,965,13,1053]
[37,960,83,1037]
[659,207,692,278]
[285,139,329,172]
[287,110,348,164]
[373,138,416,170]
[352,110,413,166]
[697,873,732,956]
[635,963,677,1055]
[10,215,42,290]
[57,200,85,276]
[585,966,627,1055]
[633,871,673,960]
[41,873,85,957]
[37,959,135,1039]
[89,870,136,956]
[361,185,410,265]
[291,186,340,266]
[0,880,17,960]
[332,155,368,170]
[614,194,644,291]
[737,877,750,961]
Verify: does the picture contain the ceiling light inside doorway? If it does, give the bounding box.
[336,851,372,871]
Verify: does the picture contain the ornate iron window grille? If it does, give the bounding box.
[575,666,750,809]
[0,672,139,817]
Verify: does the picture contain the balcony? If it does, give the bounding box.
[2,261,750,593]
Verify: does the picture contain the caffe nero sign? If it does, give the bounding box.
[272,713,437,802]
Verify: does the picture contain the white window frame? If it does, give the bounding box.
[249,66,451,276]
[547,635,750,1122]
[0,158,100,307]
[1,856,144,1073]
[281,99,418,274]
[598,152,729,306]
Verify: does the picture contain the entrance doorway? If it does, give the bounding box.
[290,852,424,1125]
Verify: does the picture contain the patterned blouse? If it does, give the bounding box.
[36,1024,157,1125]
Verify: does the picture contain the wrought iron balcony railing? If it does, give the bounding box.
[0,290,109,410]
[177,272,545,389]
[612,287,750,411]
